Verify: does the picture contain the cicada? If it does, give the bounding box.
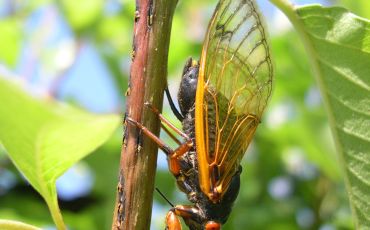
[127,0,273,229]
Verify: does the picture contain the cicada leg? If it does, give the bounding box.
[164,87,184,122]
[165,210,182,230]
[165,205,200,230]
[126,108,192,176]
[166,205,221,230]
[144,102,188,140]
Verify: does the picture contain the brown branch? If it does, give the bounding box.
[112,0,178,229]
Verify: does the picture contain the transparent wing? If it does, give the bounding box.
[195,0,273,200]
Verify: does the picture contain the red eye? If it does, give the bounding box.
[205,221,221,230]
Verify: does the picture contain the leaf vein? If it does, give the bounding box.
[317,58,370,91]
[327,91,370,117]
[336,124,370,143]
[347,164,370,188]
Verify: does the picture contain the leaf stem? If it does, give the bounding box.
[46,196,66,230]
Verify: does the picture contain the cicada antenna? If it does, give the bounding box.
[155,187,174,207]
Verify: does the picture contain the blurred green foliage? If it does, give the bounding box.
[0,0,369,229]
[0,78,120,229]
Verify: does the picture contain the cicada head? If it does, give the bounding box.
[178,58,199,115]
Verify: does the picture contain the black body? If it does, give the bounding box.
[172,58,242,230]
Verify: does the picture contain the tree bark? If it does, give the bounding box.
[112,0,178,229]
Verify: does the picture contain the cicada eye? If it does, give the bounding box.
[205,221,221,230]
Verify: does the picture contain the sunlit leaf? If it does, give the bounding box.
[339,0,370,19]
[0,77,120,228]
[276,4,370,228]
[0,219,41,230]
[0,19,21,67]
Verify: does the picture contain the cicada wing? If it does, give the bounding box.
[195,0,273,200]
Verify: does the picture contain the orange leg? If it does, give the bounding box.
[165,205,201,230]
[165,210,182,230]
[144,102,189,140]
[166,205,221,230]
[161,123,182,145]
[126,116,192,176]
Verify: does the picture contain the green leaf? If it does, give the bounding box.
[59,0,104,34]
[0,18,21,67]
[0,78,120,229]
[270,1,370,228]
[0,220,41,230]
[339,0,370,19]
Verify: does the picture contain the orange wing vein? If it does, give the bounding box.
[195,0,273,202]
